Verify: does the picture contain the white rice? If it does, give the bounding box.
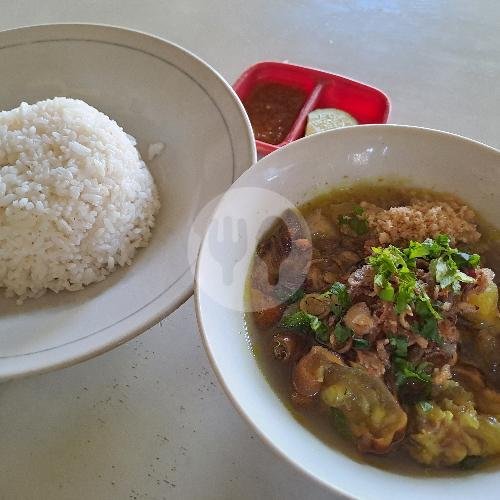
[0,97,160,303]
[147,142,165,161]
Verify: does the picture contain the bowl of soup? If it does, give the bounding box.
[195,125,500,499]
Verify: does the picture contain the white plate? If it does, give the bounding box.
[196,126,500,499]
[0,24,256,379]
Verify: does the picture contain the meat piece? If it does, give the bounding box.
[250,257,272,294]
[438,319,459,342]
[273,239,312,297]
[354,350,386,377]
[472,267,496,295]
[332,250,361,273]
[376,339,391,367]
[407,333,429,350]
[330,335,353,353]
[398,306,413,331]
[304,264,332,293]
[432,364,452,385]
[421,341,457,368]
[292,346,344,397]
[343,302,375,336]
[373,301,398,335]
[341,235,365,253]
[250,288,285,329]
[347,265,375,298]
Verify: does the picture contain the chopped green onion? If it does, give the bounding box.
[418,401,433,413]
[333,322,353,343]
[379,283,395,302]
[280,310,329,343]
[393,357,432,387]
[338,207,369,236]
[389,336,409,358]
[322,282,351,317]
[353,338,370,350]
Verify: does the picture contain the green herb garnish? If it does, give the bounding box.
[406,235,478,293]
[369,235,479,320]
[378,283,395,301]
[369,245,421,313]
[280,310,329,342]
[412,299,442,344]
[454,251,480,268]
[338,206,369,236]
[353,337,370,350]
[392,357,432,387]
[388,336,409,358]
[418,401,433,413]
[333,322,354,343]
[368,235,477,322]
[322,282,351,317]
[430,255,475,293]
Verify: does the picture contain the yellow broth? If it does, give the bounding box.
[245,180,500,475]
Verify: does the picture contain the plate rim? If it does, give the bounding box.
[0,22,256,380]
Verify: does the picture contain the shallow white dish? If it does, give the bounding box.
[196,126,500,499]
[0,23,256,379]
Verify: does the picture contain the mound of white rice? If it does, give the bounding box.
[0,97,160,303]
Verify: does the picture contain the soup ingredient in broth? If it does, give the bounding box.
[361,199,480,247]
[305,108,358,136]
[0,97,160,303]
[248,187,500,470]
[243,82,307,144]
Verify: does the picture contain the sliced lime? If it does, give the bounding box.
[305,108,358,136]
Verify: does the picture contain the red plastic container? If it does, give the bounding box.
[233,61,390,155]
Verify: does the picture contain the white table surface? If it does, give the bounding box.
[0,1,499,499]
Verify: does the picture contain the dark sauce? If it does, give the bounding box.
[243,82,307,144]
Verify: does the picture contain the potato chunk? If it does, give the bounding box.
[465,280,499,325]
[408,382,500,466]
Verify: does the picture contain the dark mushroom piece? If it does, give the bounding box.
[299,293,331,318]
[272,332,310,362]
[343,302,375,336]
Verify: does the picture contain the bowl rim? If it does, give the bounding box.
[0,22,257,380]
[195,124,500,497]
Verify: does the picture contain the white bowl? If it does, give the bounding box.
[196,126,500,499]
[0,24,256,379]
